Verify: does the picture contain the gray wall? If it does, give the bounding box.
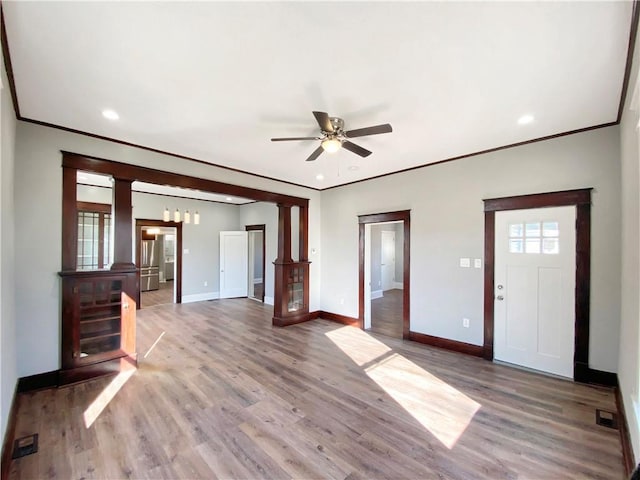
[320,126,621,373]
[618,24,640,460]
[1,49,18,444]
[13,121,319,378]
[132,192,240,299]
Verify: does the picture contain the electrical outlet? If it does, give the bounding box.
[463,318,470,328]
[204,281,208,287]
[474,258,482,269]
[340,298,345,305]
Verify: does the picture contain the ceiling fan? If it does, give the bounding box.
[271,111,393,162]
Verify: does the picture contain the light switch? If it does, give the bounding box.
[474,258,482,268]
[459,258,470,268]
[184,248,190,254]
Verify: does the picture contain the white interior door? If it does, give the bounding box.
[494,206,576,378]
[220,231,248,299]
[381,231,395,291]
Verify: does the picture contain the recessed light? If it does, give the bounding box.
[102,109,119,121]
[517,114,534,125]
[348,165,359,171]
[315,174,324,181]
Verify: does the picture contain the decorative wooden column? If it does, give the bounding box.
[61,166,78,272]
[273,203,310,326]
[110,178,136,271]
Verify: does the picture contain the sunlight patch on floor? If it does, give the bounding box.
[83,366,135,428]
[326,326,481,449]
[144,331,166,359]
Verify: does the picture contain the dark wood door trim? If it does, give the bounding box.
[358,210,410,338]
[246,224,266,303]
[135,219,182,308]
[483,188,592,382]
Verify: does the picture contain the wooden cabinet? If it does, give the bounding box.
[59,270,137,385]
[273,261,310,326]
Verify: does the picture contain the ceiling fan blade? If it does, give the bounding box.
[342,141,372,158]
[305,145,324,162]
[344,123,393,138]
[271,136,319,142]
[312,111,334,133]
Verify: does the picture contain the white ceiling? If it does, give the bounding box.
[2,1,634,190]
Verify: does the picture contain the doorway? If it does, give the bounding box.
[365,222,404,338]
[246,224,266,302]
[358,211,410,339]
[135,219,182,309]
[483,189,592,382]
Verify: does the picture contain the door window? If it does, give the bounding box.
[508,221,559,255]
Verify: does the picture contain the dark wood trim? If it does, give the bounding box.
[110,178,135,271]
[16,370,59,393]
[272,311,312,327]
[58,355,136,386]
[482,188,593,382]
[574,367,617,387]
[322,123,617,191]
[408,331,484,357]
[616,377,636,476]
[135,219,182,306]
[245,224,266,303]
[318,311,361,327]
[1,384,18,480]
[358,211,411,338]
[484,188,591,212]
[61,166,78,271]
[617,0,640,123]
[62,151,310,207]
[483,211,495,360]
[298,206,309,262]
[309,310,321,320]
[0,5,20,118]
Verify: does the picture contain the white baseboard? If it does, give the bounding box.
[182,292,219,303]
[371,290,383,300]
[253,277,263,284]
[393,282,404,290]
[264,296,274,306]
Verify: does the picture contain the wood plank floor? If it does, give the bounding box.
[141,281,174,308]
[8,299,624,479]
[370,289,403,338]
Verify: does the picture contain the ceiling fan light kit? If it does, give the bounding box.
[271,111,392,162]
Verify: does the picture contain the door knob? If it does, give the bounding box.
[496,295,504,301]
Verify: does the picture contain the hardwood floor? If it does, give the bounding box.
[7,299,623,479]
[370,288,403,338]
[141,281,174,308]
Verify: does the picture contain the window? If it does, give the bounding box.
[77,202,111,270]
[508,221,559,254]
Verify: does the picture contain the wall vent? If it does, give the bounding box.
[595,409,618,429]
[12,434,38,459]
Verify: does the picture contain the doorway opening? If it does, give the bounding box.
[135,219,183,309]
[246,224,266,303]
[358,211,410,339]
[364,222,404,338]
[483,188,592,382]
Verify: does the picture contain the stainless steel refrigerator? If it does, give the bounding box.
[140,239,160,291]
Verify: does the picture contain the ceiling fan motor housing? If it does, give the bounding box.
[328,117,345,134]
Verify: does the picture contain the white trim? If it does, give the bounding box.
[371,290,383,300]
[264,296,274,306]
[182,292,219,303]
[392,282,404,290]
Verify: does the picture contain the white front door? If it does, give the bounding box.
[494,206,576,378]
[219,231,248,299]
[381,231,395,291]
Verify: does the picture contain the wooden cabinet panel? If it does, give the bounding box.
[59,270,137,384]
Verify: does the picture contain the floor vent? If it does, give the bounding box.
[595,409,618,429]
[12,434,38,459]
